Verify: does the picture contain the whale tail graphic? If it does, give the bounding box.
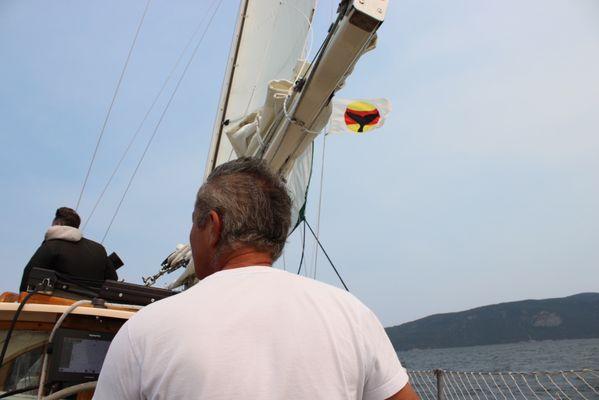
[329,98,391,135]
[344,110,381,132]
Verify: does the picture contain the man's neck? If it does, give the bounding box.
[219,248,273,272]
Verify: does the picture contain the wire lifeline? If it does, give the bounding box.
[296,219,307,275]
[75,0,152,211]
[304,218,349,291]
[82,0,220,231]
[101,0,224,244]
[311,129,327,279]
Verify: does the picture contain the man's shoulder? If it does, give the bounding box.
[79,237,107,252]
[125,289,190,327]
[79,236,102,246]
[274,269,372,314]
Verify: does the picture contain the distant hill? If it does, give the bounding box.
[386,293,599,350]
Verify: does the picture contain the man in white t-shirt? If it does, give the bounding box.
[94,157,418,400]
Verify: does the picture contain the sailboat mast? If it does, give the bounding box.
[204,0,250,178]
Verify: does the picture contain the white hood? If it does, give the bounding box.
[45,225,82,242]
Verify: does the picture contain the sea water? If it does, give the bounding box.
[397,338,599,372]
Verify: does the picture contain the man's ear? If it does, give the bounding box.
[207,210,222,248]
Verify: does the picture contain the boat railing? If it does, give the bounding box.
[408,369,599,400]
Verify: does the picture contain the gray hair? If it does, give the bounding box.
[193,157,292,261]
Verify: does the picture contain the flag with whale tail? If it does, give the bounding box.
[328,98,392,135]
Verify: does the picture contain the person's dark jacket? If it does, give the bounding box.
[19,225,117,292]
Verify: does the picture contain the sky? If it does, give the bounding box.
[1,0,598,327]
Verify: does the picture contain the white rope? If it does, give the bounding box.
[457,371,476,400]
[440,373,458,400]
[101,0,224,243]
[419,372,438,400]
[546,373,572,400]
[38,300,92,399]
[573,371,599,395]
[473,372,491,400]
[516,373,543,400]
[508,373,533,400]
[408,369,599,400]
[561,371,589,400]
[82,0,220,230]
[418,371,437,400]
[534,373,558,400]
[491,372,511,400]
[480,373,502,400]
[425,371,448,400]
[284,0,314,88]
[463,372,483,400]
[449,371,470,400]
[240,7,281,117]
[445,371,465,400]
[280,91,323,135]
[76,0,152,211]
[410,372,432,400]
[449,372,467,400]
[499,372,519,400]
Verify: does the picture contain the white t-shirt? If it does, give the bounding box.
[94,266,408,400]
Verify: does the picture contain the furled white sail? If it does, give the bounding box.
[154,0,316,289]
[205,0,315,227]
[155,0,388,288]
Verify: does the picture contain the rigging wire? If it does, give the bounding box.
[282,250,287,271]
[75,0,152,211]
[311,129,328,278]
[101,0,224,244]
[296,220,307,275]
[304,218,349,291]
[82,0,221,231]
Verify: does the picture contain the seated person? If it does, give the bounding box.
[19,207,118,292]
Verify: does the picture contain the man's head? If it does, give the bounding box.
[190,157,292,279]
[53,207,81,228]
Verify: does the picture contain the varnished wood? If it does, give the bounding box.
[17,292,84,306]
[0,292,19,303]
[77,390,94,399]
[0,314,125,333]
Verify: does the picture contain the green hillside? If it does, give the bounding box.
[386,293,599,350]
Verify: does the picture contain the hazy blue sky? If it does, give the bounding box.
[1,0,598,326]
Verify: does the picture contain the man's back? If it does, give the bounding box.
[20,226,117,291]
[95,266,407,400]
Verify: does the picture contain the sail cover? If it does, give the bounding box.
[205,0,316,227]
